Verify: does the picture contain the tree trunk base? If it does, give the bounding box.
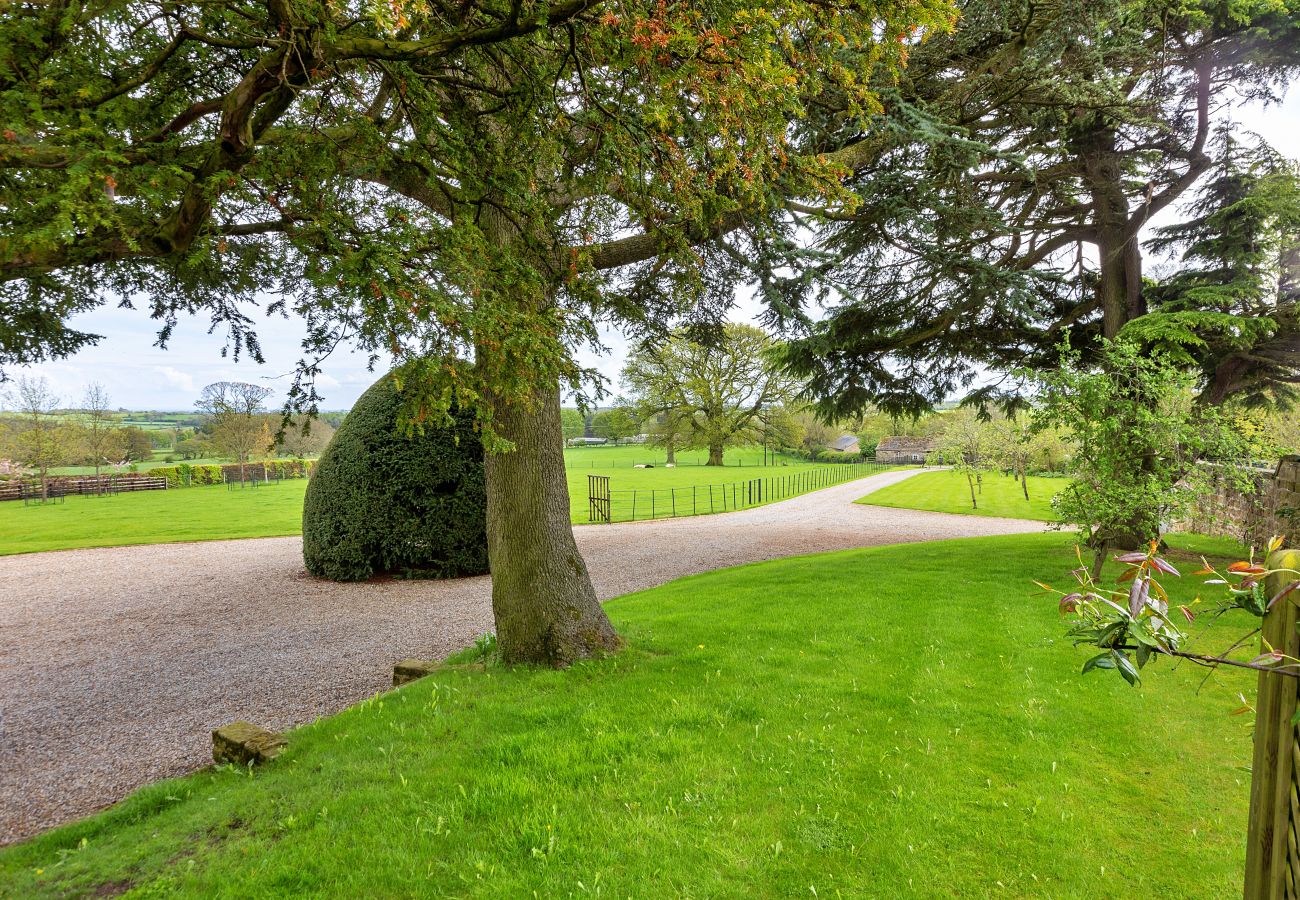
[486,386,622,668]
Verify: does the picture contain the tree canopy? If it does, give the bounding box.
[773,0,1300,418]
[0,0,955,664]
[622,323,796,464]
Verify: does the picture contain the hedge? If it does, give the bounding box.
[150,464,225,487]
[301,372,488,582]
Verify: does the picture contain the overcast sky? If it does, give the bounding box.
[7,88,1298,413]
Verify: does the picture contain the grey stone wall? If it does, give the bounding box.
[1180,456,1300,547]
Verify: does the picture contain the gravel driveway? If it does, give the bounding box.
[0,467,1043,844]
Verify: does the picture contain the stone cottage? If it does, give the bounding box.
[875,436,936,464]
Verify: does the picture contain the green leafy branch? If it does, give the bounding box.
[1041,538,1300,686]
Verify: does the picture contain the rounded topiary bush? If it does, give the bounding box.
[302,373,488,581]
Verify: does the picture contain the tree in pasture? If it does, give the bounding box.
[776,1,1300,418]
[639,409,692,464]
[589,404,641,446]
[928,407,988,510]
[5,376,74,500]
[0,0,954,664]
[623,325,799,466]
[79,382,122,474]
[276,415,336,458]
[196,382,274,480]
[559,409,585,444]
[116,425,156,463]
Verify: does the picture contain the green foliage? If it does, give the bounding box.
[302,373,487,582]
[0,0,955,431]
[1034,341,1253,556]
[588,404,641,444]
[1050,537,1299,688]
[1139,131,1300,406]
[622,324,798,464]
[0,535,1258,898]
[150,464,225,487]
[558,408,585,442]
[776,1,1300,417]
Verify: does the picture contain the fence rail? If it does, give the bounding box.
[0,474,168,503]
[587,459,891,524]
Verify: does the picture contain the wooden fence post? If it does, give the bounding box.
[1245,549,1300,900]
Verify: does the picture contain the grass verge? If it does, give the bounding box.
[0,533,1255,897]
[858,468,1067,520]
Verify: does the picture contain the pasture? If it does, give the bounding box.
[0,533,1257,897]
[0,446,873,555]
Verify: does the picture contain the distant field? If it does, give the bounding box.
[0,446,882,555]
[857,469,1067,520]
[48,456,233,476]
[564,443,798,469]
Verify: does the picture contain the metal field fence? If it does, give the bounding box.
[587,458,891,524]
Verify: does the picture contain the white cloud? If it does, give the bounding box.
[154,366,195,394]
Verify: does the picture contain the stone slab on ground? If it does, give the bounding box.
[393,658,437,686]
[212,721,286,766]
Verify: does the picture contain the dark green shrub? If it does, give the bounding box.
[302,373,488,581]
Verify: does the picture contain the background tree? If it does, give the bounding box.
[928,407,988,510]
[4,376,74,501]
[196,382,274,481]
[79,382,121,475]
[641,409,693,464]
[276,415,336,458]
[623,325,799,466]
[0,0,954,665]
[589,403,641,446]
[116,425,156,463]
[559,409,586,444]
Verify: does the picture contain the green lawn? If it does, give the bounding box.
[2,448,882,554]
[0,533,1255,897]
[0,481,310,555]
[859,468,1067,520]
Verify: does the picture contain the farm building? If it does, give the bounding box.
[829,435,860,454]
[875,436,936,464]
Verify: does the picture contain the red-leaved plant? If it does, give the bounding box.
[1043,537,1300,687]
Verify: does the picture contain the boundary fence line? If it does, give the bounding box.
[0,475,168,503]
[587,459,891,524]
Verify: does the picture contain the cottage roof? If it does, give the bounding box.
[830,434,860,452]
[876,436,936,452]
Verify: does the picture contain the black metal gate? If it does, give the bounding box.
[588,474,611,523]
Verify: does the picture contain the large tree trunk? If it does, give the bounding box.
[706,444,724,466]
[485,386,621,666]
[1082,127,1145,339]
[665,439,676,465]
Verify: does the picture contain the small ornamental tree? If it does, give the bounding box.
[1034,341,1253,574]
[302,373,488,582]
[1045,538,1300,687]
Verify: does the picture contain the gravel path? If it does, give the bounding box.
[0,467,1043,844]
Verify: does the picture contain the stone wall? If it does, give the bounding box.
[1180,456,1300,547]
